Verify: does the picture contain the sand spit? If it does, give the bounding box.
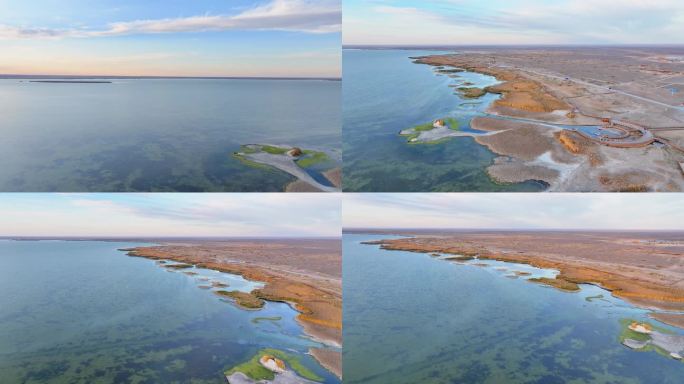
[413,49,684,191]
[234,144,340,192]
[364,232,684,323]
[124,240,341,378]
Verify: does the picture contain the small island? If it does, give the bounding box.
[225,349,322,383]
[620,319,684,361]
[399,118,462,143]
[233,144,340,192]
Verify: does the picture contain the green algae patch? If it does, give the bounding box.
[215,290,265,309]
[225,348,323,382]
[585,294,604,302]
[296,150,330,168]
[457,87,486,98]
[445,255,476,261]
[164,263,194,269]
[251,316,282,324]
[528,277,580,292]
[400,118,460,143]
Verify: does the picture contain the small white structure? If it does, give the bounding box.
[433,119,446,128]
[259,355,286,374]
[670,352,682,360]
[628,322,653,334]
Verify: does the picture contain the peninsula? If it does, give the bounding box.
[233,144,341,192]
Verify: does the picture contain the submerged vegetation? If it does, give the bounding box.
[215,290,265,309]
[225,348,323,382]
[528,277,581,292]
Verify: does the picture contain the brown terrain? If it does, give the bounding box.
[361,230,684,328]
[125,238,342,378]
[415,47,684,191]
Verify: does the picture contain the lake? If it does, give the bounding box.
[0,240,338,383]
[0,79,340,192]
[342,49,544,192]
[343,234,684,383]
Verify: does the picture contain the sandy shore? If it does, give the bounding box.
[125,239,342,378]
[364,231,684,323]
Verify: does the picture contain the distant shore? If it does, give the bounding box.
[363,230,684,329]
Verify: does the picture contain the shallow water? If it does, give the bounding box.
[0,79,340,192]
[0,240,338,383]
[343,234,684,384]
[342,49,545,192]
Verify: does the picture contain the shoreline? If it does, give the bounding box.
[124,245,342,379]
[363,235,684,326]
[412,52,684,191]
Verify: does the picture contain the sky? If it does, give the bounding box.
[0,0,341,77]
[344,0,684,46]
[343,193,684,230]
[0,194,341,238]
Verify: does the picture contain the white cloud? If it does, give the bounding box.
[0,0,341,40]
[343,194,684,230]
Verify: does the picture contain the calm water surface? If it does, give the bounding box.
[343,49,544,192]
[0,79,340,191]
[343,234,684,383]
[0,240,338,383]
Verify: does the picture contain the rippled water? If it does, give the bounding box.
[0,79,340,192]
[343,234,684,383]
[0,240,338,383]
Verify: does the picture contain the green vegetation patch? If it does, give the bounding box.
[445,255,476,261]
[224,348,323,382]
[164,263,194,269]
[528,277,580,292]
[215,290,265,309]
[400,118,461,142]
[296,150,330,168]
[251,316,282,324]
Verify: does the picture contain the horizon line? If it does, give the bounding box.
[343,43,684,48]
[0,235,341,240]
[0,74,341,81]
[343,228,684,232]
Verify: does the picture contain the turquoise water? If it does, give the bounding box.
[0,240,338,383]
[342,49,545,192]
[0,79,340,192]
[343,234,684,383]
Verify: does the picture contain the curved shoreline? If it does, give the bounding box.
[123,246,342,378]
[411,53,684,191]
[363,236,684,325]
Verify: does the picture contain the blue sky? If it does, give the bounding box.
[344,0,684,45]
[0,0,341,77]
[0,194,341,237]
[344,194,684,230]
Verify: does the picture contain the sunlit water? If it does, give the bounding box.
[0,240,338,383]
[343,234,684,383]
[342,49,544,192]
[0,79,340,192]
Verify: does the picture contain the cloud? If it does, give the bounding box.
[0,194,341,238]
[0,0,341,40]
[344,0,684,45]
[343,194,684,230]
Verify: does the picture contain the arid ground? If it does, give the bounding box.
[357,230,684,329]
[125,238,342,378]
[417,46,684,191]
